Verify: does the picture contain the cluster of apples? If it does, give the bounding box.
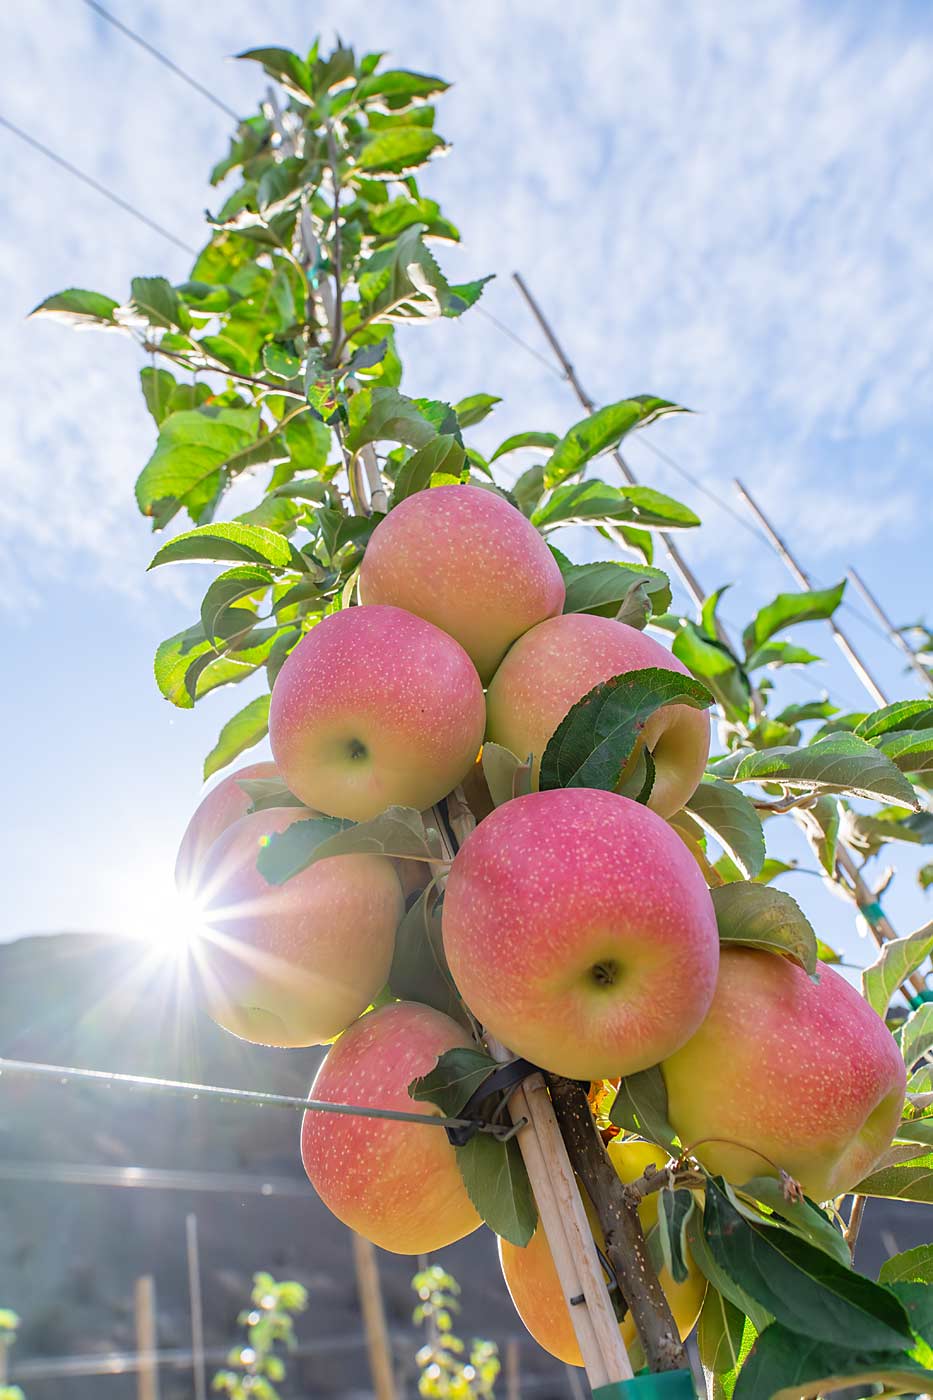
[176,484,906,1366]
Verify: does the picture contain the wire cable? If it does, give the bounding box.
[79,0,241,121]
[0,113,197,254]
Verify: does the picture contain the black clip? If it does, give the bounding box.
[445,1058,540,1147]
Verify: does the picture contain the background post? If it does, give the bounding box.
[134,1274,160,1400]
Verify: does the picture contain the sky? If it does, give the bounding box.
[0,0,931,975]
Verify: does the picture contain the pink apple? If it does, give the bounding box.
[175,760,279,893]
[194,806,403,1047]
[269,605,486,821]
[301,1001,483,1253]
[485,613,710,817]
[358,484,565,683]
[442,788,719,1079]
[662,946,907,1200]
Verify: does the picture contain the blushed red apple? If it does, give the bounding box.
[301,1001,482,1253]
[269,605,486,821]
[194,806,402,1047]
[485,613,710,817]
[359,484,565,682]
[442,788,719,1079]
[662,946,907,1200]
[175,760,280,893]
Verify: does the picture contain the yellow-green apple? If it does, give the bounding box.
[442,788,719,1079]
[300,1001,482,1253]
[358,484,565,682]
[269,604,486,821]
[499,1138,706,1366]
[485,613,710,817]
[175,760,279,893]
[194,806,403,1047]
[661,946,907,1200]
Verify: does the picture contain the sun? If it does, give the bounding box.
[110,870,210,956]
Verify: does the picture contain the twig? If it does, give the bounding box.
[325,121,344,367]
[752,792,818,814]
[545,1075,689,1373]
[843,1194,867,1256]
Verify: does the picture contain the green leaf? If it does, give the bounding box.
[685,1206,773,1334]
[284,414,332,471]
[200,565,273,643]
[236,46,313,100]
[797,796,840,876]
[728,734,919,808]
[490,430,559,463]
[742,582,846,658]
[256,806,443,885]
[236,776,305,814]
[856,1150,933,1202]
[29,287,119,327]
[855,701,933,739]
[358,125,447,175]
[130,275,190,331]
[544,397,688,488]
[732,1321,933,1400]
[453,392,501,428]
[539,666,712,793]
[745,640,822,671]
[876,730,933,776]
[409,1047,500,1119]
[703,1177,913,1351]
[512,466,546,518]
[135,406,261,528]
[773,700,838,726]
[560,560,672,620]
[711,883,818,977]
[657,1187,694,1283]
[899,1004,933,1069]
[149,522,296,570]
[203,694,271,780]
[880,1245,933,1285]
[862,920,933,1015]
[389,887,465,1023]
[358,224,491,322]
[357,68,450,108]
[481,743,528,808]
[698,1289,757,1400]
[685,779,765,879]
[390,435,466,505]
[346,385,457,453]
[454,1132,537,1248]
[608,1065,677,1150]
[671,623,751,723]
[533,480,699,533]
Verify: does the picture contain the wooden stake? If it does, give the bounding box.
[351,1232,397,1400]
[506,1337,522,1400]
[185,1214,208,1400]
[732,478,890,707]
[134,1275,160,1400]
[847,567,933,695]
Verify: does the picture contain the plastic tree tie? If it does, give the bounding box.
[858,900,885,927]
[593,1371,696,1398]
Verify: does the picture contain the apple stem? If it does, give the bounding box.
[843,1193,867,1258]
[545,1073,690,1374]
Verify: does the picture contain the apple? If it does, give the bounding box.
[485,613,710,817]
[269,605,486,822]
[358,484,566,683]
[301,1001,483,1253]
[661,946,907,1200]
[175,760,280,893]
[194,806,403,1047]
[442,788,719,1079]
[499,1138,706,1366]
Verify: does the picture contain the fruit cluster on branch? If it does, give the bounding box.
[36,36,933,1399]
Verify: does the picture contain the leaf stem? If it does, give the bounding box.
[843,1193,867,1257]
[325,121,343,368]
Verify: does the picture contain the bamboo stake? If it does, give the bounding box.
[732,478,890,707]
[847,567,933,694]
[512,271,717,632]
[351,1233,397,1400]
[185,1214,207,1400]
[134,1275,160,1400]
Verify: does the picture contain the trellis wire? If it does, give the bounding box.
[0,1057,521,1139]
